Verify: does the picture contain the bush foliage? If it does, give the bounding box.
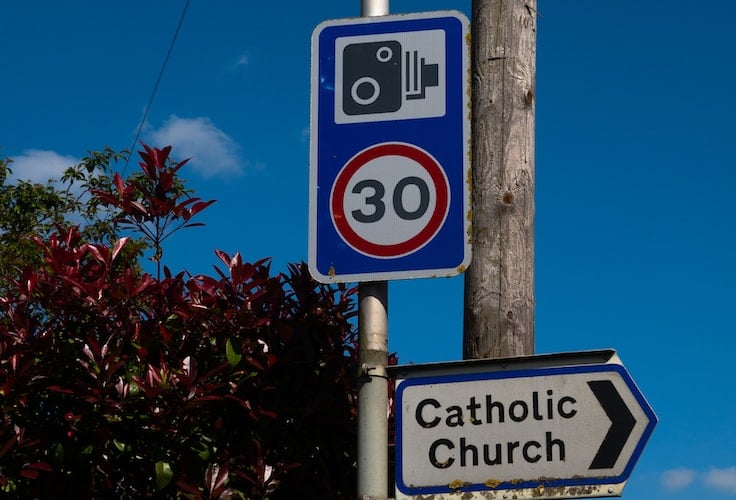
[0,145,361,498]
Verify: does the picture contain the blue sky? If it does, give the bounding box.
[2,1,735,499]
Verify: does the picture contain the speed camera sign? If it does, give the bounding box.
[309,11,470,283]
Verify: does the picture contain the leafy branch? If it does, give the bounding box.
[92,144,215,279]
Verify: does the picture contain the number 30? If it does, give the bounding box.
[351,176,430,223]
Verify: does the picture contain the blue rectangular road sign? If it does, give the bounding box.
[309,11,471,283]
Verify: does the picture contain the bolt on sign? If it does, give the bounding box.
[389,350,657,500]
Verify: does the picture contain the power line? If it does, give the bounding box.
[123,0,191,174]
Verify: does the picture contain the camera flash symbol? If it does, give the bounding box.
[405,50,439,100]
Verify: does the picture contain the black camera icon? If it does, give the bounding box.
[342,40,439,116]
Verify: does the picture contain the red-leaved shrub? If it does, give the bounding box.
[0,145,361,498]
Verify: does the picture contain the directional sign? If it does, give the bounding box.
[309,11,471,283]
[389,350,657,500]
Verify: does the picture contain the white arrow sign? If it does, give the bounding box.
[391,350,657,500]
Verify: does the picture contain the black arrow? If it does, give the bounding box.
[587,379,636,469]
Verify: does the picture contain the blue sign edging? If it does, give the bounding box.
[394,363,658,496]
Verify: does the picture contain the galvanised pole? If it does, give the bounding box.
[357,0,390,495]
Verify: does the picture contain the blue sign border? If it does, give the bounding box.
[394,363,658,496]
[309,11,470,283]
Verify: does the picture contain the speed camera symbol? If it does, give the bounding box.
[334,29,446,124]
[342,40,438,117]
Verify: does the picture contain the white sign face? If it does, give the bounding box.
[334,30,446,124]
[393,356,657,499]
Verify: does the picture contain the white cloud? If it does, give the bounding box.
[661,468,697,491]
[235,54,249,67]
[149,115,244,179]
[7,149,78,184]
[704,467,736,495]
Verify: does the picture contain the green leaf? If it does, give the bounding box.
[193,442,211,461]
[226,339,242,368]
[155,461,173,490]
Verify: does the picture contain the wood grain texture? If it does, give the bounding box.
[464,0,536,359]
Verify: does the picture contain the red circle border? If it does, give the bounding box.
[330,142,450,258]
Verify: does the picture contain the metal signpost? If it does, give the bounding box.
[308,6,656,500]
[309,11,471,283]
[390,350,657,500]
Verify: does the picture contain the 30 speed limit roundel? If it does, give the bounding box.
[330,143,450,258]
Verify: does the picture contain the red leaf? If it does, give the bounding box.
[114,172,125,195]
[20,461,53,478]
[205,463,229,497]
[111,237,130,261]
[214,249,231,268]
[129,200,149,216]
[20,469,39,480]
[90,189,120,206]
[85,244,109,266]
[157,145,172,166]
[189,199,216,217]
[159,170,173,194]
[30,462,53,472]
[47,385,75,394]
[171,157,190,173]
[19,267,37,296]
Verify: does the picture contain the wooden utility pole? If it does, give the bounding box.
[464,0,537,359]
